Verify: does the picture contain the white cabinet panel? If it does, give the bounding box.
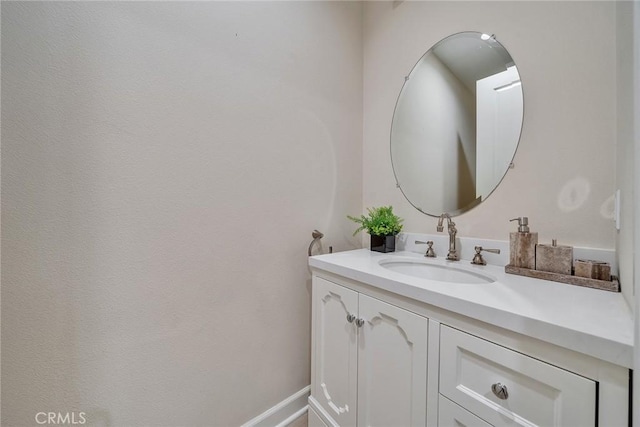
[439,395,492,427]
[357,294,428,427]
[312,278,359,427]
[440,325,596,427]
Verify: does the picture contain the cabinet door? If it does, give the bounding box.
[312,277,359,427]
[357,294,428,427]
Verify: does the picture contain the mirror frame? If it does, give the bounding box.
[390,31,524,217]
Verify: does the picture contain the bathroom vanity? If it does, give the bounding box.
[308,28,634,427]
[307,245,632,427]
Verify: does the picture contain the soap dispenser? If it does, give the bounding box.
[509,217,538,269]
[535,239,573,275]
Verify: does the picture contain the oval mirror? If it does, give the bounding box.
[391,32,523,216]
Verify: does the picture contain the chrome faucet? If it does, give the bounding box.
[437,213,459,261]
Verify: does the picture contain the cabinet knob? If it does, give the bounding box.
[491,383,509,400]
[346,314,356,323]
[355,318,365,327]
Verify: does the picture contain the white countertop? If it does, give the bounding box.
[309,248,634,369]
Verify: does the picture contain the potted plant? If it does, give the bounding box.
[347,206,403,253]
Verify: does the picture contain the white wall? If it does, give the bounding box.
[2,1,636,424]
[632,0,640,423]
[1,2,362,426]
[616,1,636,309]
[364,1,619,260]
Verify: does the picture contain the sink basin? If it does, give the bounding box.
[379,259,495,284]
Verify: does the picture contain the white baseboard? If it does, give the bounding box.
[241,386,310,427]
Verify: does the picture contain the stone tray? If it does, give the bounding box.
[505,265,620,292]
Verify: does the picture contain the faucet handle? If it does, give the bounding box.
[471,246,501,265]
[415,240,436,258]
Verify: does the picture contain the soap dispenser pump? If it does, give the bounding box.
[509,217,538,269]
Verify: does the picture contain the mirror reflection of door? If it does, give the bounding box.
[476,66,522,199]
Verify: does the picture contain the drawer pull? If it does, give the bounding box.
[346,314,356,323]
[491,383,509,400]
[355,318,365,327]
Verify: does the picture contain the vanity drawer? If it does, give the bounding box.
[439,325,596,426]
[439,395,492,427]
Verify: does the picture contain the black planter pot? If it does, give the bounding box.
[370,234,396,253]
